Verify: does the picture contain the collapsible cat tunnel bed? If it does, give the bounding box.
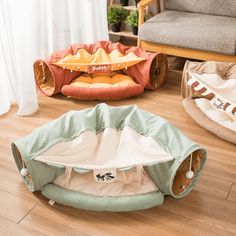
[12,104,206,212]
[182,61,236,144]
[33,41,167,100]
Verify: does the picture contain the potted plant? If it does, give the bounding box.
[120,0,129,6]
[107,6,128,32]
[126,9,139,35]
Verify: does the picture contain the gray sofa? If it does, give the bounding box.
[138,0,236,61]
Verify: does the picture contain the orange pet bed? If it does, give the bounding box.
[33,41,167,100]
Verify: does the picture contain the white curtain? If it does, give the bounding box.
[0,0,108,116]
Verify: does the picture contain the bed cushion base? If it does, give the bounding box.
[183,98,236,144]
[42,184,164,212]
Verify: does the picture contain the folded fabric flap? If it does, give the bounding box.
[53,48,146,72]
[181,60,236,99]
[34,125,174,170]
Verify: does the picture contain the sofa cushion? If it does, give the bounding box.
[139,10,236,55]
[167,0,236,17]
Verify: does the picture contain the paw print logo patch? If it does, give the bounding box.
[93,169,116,183]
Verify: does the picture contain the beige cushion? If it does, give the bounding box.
[138,10,236,55]
[195,98,236,132]
[183,98,236,144]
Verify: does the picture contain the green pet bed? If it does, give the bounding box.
[12,104,206,212]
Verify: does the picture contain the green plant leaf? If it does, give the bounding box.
[107,6,128,24]
[126,9,139,27]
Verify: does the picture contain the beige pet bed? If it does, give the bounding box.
[182,60,236,144]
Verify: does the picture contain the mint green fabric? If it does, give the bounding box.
[12,103,206,211]
[12,142,64,192]
[146,150,206,198]
[42,184,164,212]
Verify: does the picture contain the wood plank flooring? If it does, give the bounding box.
[0,68,235,236]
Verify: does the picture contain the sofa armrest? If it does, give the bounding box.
[137,0,154,26]
[138,0,154,8]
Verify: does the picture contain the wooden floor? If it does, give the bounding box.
[0,68,236,236]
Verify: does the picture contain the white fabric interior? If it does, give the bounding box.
[189,72,236,103]
[35,126,169,196]
[53,166,158,197]
[195,98,236,132]
[35,126,174,169]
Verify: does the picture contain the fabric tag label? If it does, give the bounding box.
[87,65,112,73]
[212,97,225,110]
[48,200,55,206]
[93,169,116,183]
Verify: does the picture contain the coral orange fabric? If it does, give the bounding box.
[62,84,144,100]
[33,41,158,99]
[70,73,137,87]
[62,72,144,100]
[53,48,146,73]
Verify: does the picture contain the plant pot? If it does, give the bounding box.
[120,0,129,6]
[132,26,138,35]
[111,23,121,32]
[135,0,141,6]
